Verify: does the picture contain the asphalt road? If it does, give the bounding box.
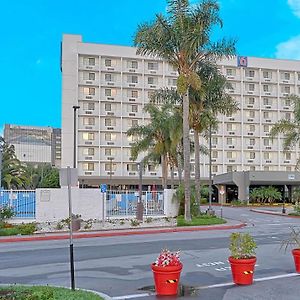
[0,207,300,300]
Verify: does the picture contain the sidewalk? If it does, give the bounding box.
[0,218,245,243]
[250,207,300,218]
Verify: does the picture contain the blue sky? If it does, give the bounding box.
[0,0,300,134]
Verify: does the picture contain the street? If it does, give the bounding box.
[0,207,300,299]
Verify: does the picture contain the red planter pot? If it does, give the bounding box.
[151,263,182,296]
[228,256,256,285]
[292,249,300,273]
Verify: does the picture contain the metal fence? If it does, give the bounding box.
[0,190,36,219]
[106,190,164,217]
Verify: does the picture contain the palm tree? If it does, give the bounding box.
[270,94,300,169]
[127,100,182,189]
[0,137,28,189]
[190,64,238,209]
[134,0,235,220]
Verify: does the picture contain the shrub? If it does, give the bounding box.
[0,205,14,220]
[130,219,140,226]
[145,217,153,223]
[84,219,93,230]
[229,232,257,259]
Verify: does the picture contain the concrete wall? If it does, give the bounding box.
[36,188,104,222]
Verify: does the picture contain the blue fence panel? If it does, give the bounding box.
[0,190,36,219]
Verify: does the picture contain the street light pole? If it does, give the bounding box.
[70,105,79,291]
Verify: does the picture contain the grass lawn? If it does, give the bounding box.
[0,285,103,300]
[177,214,226,226]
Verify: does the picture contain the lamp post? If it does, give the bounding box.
[69,105,79,291]
[73,105,80,169]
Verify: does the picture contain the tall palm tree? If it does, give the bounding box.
[270,94,300,169]
[190,64,238,208]
[134,0,235,220]
[127,100,182,189]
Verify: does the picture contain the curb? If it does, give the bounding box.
[0,222,245,243]
[250,209,300,218]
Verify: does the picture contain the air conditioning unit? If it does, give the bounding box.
[247,91,254,94]
[266,160,271,163]
[265,106,271,109]
[107,171,114,175]
[247,105,254,108]
[107,97,114,100]
[229,132,235,135]
[107,142,114,145]
[129,84,136,87]
[129,142,135,146]
[247,77,253,80]
[85,96,93,99]
[283,80,289,83]
[107,157,114,160]
[212,145,216,148]
[229,145,235,149]
[85,80,93,84]
[107,67,114,71]
[107,112,114,116]
[150,85,156,88]
[85,126,93,129]
[248,132,254,135]
[129,113,136,116]
[266,146,271,149]
[85,141,93,145]
[264,79,271,82]
[85,172,92,175]
[129,69,136,72]
[227,76,234,79]
[229,118,235,121]
[129,98,136,102]
[85,111,92,114]
[129,172,136,175]
[284,160,290,163]
[265,92,271,95]
[248,146,253,149]
[265,133,270,136]
[191,158,195,162]
[211,159,217,162]
[229,159,235,163]
[191,172,195,176]
[266,119,272,123]
[247,118,253,122]
[150,172,157,175]
[107,82,114,86]
[85,157,93,160]
[283,93,289,96]
[107,127,114,130]
[248,160,253,163]
[283,106,289,110]
[86,66,93,70]
[150,71,156,74]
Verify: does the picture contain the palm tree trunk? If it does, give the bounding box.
[177,144,183,184]
[194,129,201,214]
[183,89,191,221]
[161,155,168,189]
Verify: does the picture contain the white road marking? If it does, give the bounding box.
[112,293,154,299]
[196,261,225,268]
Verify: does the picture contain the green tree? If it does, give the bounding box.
[0,137,28,189]
[127,99,182,189]
[134,0,235,220]
[270,94,300,169]
[250,186,281,204]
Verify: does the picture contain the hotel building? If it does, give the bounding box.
[61,34,300,187]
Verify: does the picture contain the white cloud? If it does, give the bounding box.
[275,34,300,60]
[288,0,300,17]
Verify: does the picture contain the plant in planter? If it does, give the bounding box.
[229,232,257,285]
[281,227,300,272]
[151,249,182,296]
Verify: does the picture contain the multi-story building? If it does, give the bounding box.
[61,34,300,187]
[4,124,61,167]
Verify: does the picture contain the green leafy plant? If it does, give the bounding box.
[281,227,300,252]
[130,219,140,227]
[0,205,14,220]
[229,232,257,259]
[84,219,93,230]
[145,217,153,223]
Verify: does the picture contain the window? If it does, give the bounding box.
[285,99,291,106]
[148,91,155,100]
[127,164,138,172]
[263,125,269,133]
[286,153,291,160]
[129,90,138,98]
[131,119,138,127]
[264,166,270,171]
[263,98,272,106]
[105,148,112,156]
[105,74,113,82]
[83,102,95,110]
[263,85,269,92]
[105,163,117,171]
[82,132,94,140]
[131,105,138,113]
[148,62,158,70]
[127,60,138,69]
[83,148,95,156]
[263,112,269,119]
[264,152,270,159]
[212,137,218,145]
[105,103,112,111]
[246,70,255,77]
[226,138,233,145]
[227,152,233,159]
[249,125,255,132]
[212,165,218,173]
[285,112,291,120]
[105,88,117,97]
[83,117,95,125]
[83,87,95,95]
[89,73,95,80]
[212,151,218,158]
[105,59,112,67]
[248,97,255,105]
[249,138,255,145]
[263,71,270,79]
[227,166,233,172]
[249,111,255,118]
[105,118,116,126]
[88,57,95,66]
[284,72,290,80]
[148,77,157,85]
[128,75,138,83]
[284,86,290,93]
[148,164,156,172]
[248,84,255,91]
[83,163,94,171]
[105,133,116,141]
[250,152,255,159]
[250,166,255,171]
[286,166,292,171]
[168,78,177,86]
[227,124,236,131]
[226,68,236,76]
[263,138,270,146]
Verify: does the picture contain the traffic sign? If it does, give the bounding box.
[100,184,107,193]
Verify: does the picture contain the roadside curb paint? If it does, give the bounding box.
[0,223,245,243]
[251,209,300,218]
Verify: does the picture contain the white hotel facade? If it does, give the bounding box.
[61,34,300,187]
